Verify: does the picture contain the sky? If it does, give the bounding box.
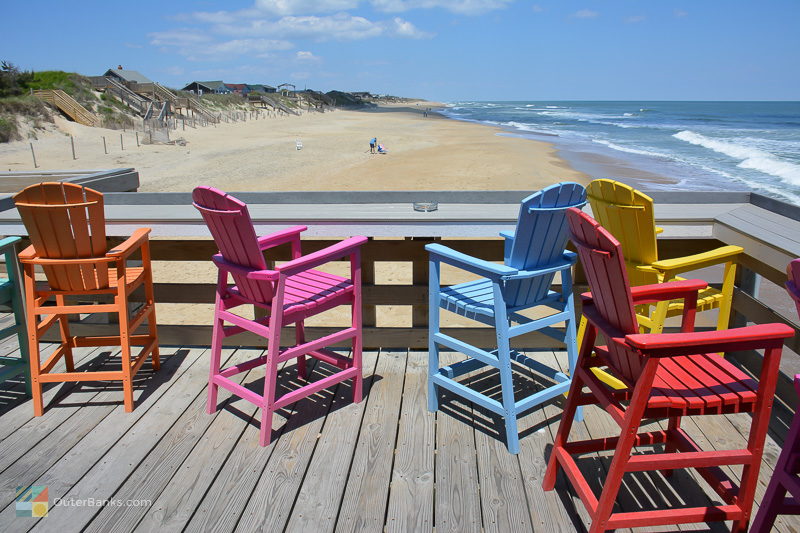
[3,0,799,102]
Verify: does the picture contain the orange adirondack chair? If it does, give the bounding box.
[544,208,793,532]
[14,183,160,415]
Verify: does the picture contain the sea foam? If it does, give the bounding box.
[592,139,669,159]
[674,130,800,185]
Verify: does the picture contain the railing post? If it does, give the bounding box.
[732,265,761,327]
[411,237,433,328]
[362,238,377,328]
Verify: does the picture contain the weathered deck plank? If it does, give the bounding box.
[283,350,384,533]
[434,351,483,533]
[384,350,435,533]
[518,350,590,532]
[335,349,408,533]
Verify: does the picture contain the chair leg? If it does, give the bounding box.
[663,415,682,478]
[54,296,74,372]
[497,324,519,454]
[207,301,225,414]
[749,481,786,533]
[295,320,307,381]
[428,260,441,413]
[751,405,800,532]
[564,296,583,423]
[28,328,43,417]
[24,269,44,416]
[351,306,363,404]
[144,269,160,370]
[543,368,585,490]
[732,346,783,533]
[259,349,279,447]
[118,296,135,413]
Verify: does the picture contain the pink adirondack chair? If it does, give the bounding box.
[192,186,366,446]
[544,208,794,532]
[749,260,800,531]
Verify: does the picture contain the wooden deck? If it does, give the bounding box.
[0,341,798,533]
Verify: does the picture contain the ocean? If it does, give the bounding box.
[440,101,800,205]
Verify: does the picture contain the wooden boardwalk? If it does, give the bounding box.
[0,343,798,533]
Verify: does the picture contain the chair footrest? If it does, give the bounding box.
[606,505,742,529]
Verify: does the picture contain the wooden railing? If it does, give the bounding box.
[33,90,99,127]
[1,189,799,403]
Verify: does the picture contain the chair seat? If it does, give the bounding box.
[40,267,145,294]
[439,278,495,317]
[600,351,756,416]
[232,269,353,315]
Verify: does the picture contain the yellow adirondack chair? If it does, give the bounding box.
[581,179,743,388]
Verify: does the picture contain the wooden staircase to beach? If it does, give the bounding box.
[33,90,99,127]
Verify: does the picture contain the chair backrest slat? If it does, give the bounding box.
[504,182,587,306]
[14,182,109,291]
[567,208,643,382]
[586,179,658,286]
[192,186,274,303]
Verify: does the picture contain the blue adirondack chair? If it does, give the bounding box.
[426,182,587,453]
[0,236,30,397]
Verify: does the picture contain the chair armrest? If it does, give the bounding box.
[649,245,743,275]
[628,279,708,305]
[107,228,151,259]
[625,323,795,358]
[506,252,577,280]
[0,236,21,252]
[499,230,515,241]
[212,255,279,281]
[655,226,664,235]
[18,245,35,262]
[277,236,367,277]
[580,279,707,307]
[257,225,307,251]
[426,243,517,280]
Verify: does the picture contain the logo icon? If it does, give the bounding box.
[16,485,48,517]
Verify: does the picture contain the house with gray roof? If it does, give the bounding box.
[181,81,232,95]
[104,68,153,85]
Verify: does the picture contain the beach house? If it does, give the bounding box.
[180,80,232,95]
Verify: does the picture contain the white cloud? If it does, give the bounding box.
[219,14,385,41]
[370,0,513,15]
[150,31,293,61]
[388,17,433,38]
[625,15,645,24]
[531,4,543,13]
[254,0,359,15]
[296,50,320,61]
[674,9,688,18]
[572,9,598,19]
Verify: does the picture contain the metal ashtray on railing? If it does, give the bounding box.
[412,201,439,212]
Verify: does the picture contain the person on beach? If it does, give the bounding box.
[370,137,377,153]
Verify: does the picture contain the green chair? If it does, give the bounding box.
[0,236,30,397]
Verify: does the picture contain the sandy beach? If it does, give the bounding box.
[0,102,588,192]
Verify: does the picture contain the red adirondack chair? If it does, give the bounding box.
[543,208,794,532]
[749,260,800,532]
[193,186,366,447]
